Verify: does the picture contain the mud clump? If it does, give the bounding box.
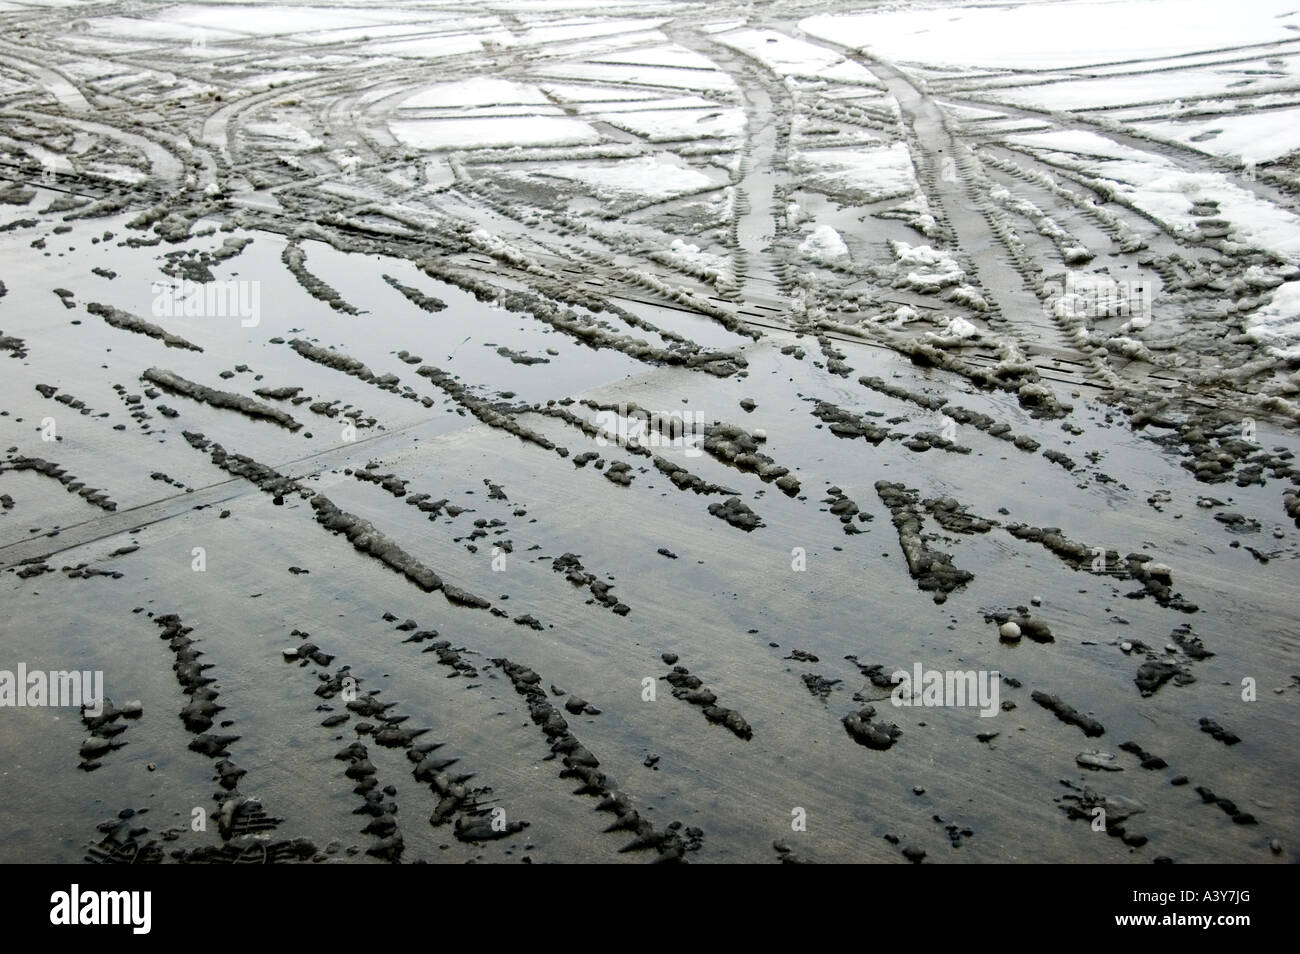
[926,496,996,534]
[404,493,448,520]
[422,639,480,678]
[903,432,971,455]
[184,432,487,608]
[997,525,1196,610]
[1123,554,1198,613]
[1214,512,1260,533]
[1042,449,1076,471]
[0,182,35,205]
[653,457,734,495]
[382,274,445,312]
[150,612,273,841]
[282,243,359,314]
[1031,690,1105,737]
[537,402,646,456]
[1134,661,1194,697]
[144,368,300,431]
[858,375,947,412]
[290,339,403,394]
[352,466,408,497]
[824,485,871,534]
[876,482,973,603]
[419,365,560,453]
[552,553,629,615]
[1168,623,1214,660]
[2,455,118,511]
[78,698,140,771]
[1198,717,1241,746]
[312,495,462,599]
[708,496,764,531]
[842,705,902,750]
[664,665,753,739]
[182,431,304,501]
[1194,785,1256,824]
[86,302,202,350]
[496,346,549,366]
[983,607,1053,642]
[811,401,891,444]
[0,332,29,358]
[1118,740,1168,770]
[702,422,800,494]
[443,584,492,609]
[801,673,841,701]
[1004,522,1100,570]
[1058,783,1147,845]
[454,816,529,842]
[847,659,901,695]
[603,460,634,486]
[1283,488,1300,528]
[773,840,812,863]
[493,656,700,861]
[1145,411,1293,488]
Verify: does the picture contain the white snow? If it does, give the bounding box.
[938,101,1007,122]
[891,241,966,293]
[792,142,919,202]
[510,17,667,46]
[243,122,323,151]
[1010,130,1300,258]
[540,83,662,103]
[599,105,745,141]
[516,154,715,200]
[1245,282,1300,358]
[577,94,727,115]
[1009,129,1150,162]
[90,4,459,45]
[1134,109,1300,165]
[401,79,550,109]
[946,316,980,339]
[716,28,879,84]
[802,0,1300,71]
[363,32,506,59]
[663,238,728,278]
[892,242,953,268]
[989,68,1300,113]
[798,224,849,263]
[536,61,736,93]
[924,315,981,345]
[595,44,720,70]
[389,116,600,150]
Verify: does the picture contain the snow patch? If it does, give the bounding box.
[1245,282,1300,358]
[798,224,849,264]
